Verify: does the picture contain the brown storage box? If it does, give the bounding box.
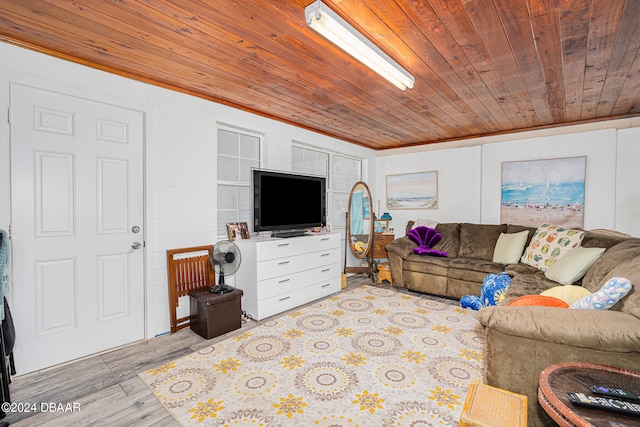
[188,288,243,339]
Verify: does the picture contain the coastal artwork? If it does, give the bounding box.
[501,157,586,228]
[386,171,438,209]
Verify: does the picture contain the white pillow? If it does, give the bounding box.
[413,219,438,229]
[492,230,529,264]
[544,247,605,285]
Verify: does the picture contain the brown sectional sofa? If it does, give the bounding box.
[386,222,535,299]
[385,222,640,426]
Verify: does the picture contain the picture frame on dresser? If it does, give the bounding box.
[226,222,250,241]
[374,220,388,233]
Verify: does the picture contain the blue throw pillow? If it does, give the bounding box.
[461,272,512,310]
[570,277,632,310]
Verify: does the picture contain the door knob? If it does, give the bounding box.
[131,241,142,250]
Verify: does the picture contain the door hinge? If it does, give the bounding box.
[7,224,12,240]
[7,107,11,124]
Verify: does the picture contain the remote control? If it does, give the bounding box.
[567,392,640,417]
[589,385,640,401]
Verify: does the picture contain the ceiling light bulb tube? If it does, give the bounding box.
[305,1,415,90]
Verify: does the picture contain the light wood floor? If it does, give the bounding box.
[3,276,455,426]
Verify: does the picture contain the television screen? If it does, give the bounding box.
[253,170,326,234]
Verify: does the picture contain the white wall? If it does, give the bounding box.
[374,146,482,234]
[617,128,640,236]
[482,129,617,228]
[0,42,375,338]
[377,125,640,237]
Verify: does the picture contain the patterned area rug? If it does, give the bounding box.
[139,285,484,426]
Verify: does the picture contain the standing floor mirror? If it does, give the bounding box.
[344,181,374,281]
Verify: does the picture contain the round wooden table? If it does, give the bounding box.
[538,362,640,426]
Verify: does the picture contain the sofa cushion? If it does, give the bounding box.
[449,259,506,286]
[521,224,585,271]
[500,271,558,305]
[493,231,529,264]
[582,238,640,291]
[386,236,418,259]
[458,223,507,261]
[505,262,540,277]
[506,224,537,247]
[478,306,640,352]
[582,230,628,250]
[544,246,605,285]
[448,259,505,287]
[404,255,452,277]
[433,223,461,258]
[448,268,501,286]
[450,258,506,275]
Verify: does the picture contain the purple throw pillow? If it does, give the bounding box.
[407,226,447,257]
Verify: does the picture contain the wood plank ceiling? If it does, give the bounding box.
[1,0,639,150]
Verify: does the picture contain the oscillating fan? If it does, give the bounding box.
[208,240,242,294]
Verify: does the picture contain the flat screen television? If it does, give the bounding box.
[253,169,326,237]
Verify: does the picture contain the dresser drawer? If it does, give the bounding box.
[256,263,340,301]
[256,248,340,280]
[373,233,395,258]
[255,233,339,262]
[256,277,341,320]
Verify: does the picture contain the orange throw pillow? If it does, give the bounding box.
[508,295,569,308]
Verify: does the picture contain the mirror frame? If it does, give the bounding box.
[346,181,374,259]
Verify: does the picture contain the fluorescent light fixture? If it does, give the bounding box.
[305,0,415,90]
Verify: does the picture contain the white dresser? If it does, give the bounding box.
[234,232,341,320]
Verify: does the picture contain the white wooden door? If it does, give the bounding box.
[9,84,145,375]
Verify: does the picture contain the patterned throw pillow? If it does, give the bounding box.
[570,277,632,310]
[520,224,585,271]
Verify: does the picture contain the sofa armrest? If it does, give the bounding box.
[478,306,640,352]
[385,236,417,259]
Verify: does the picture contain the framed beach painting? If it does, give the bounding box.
[386,171,438,210]
[500,156,586,228]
